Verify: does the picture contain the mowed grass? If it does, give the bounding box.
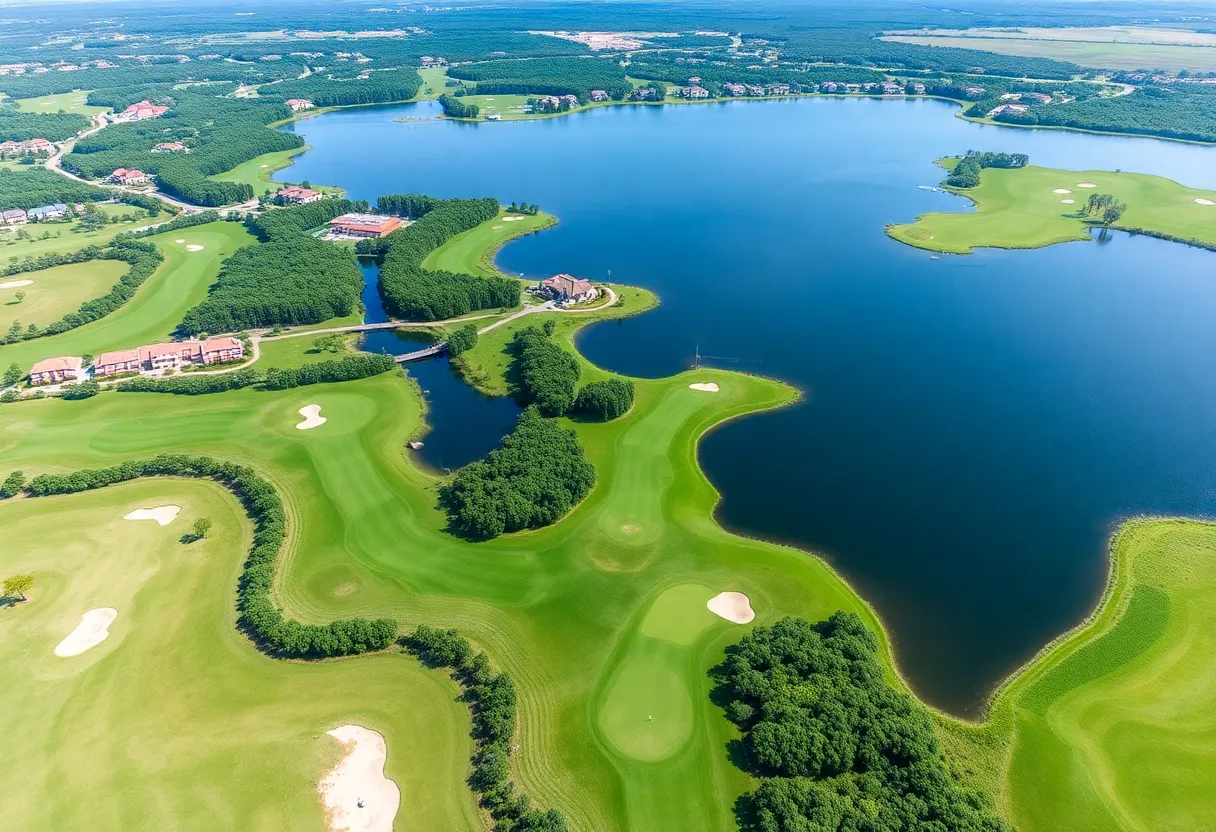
[0,477,480,831]
[0,221,253,371]
[14,90,109,116]
[0,260,127,330]
[0,209,155,264]
[422,210,555,279]
[210,147,335,195]
[458,93,535,119]
[887,163,1216,254]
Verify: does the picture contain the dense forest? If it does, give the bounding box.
[513,324,581,417]
[449,57,633,101]
[0,107,90,142]
[376,196,519,320]
[714,614,1007,832]
[441,406,596,539]
[249,198,357,241]
[0,167,110,211]
[627,56,887,90]
[405,625,569,832]
[262,69,421,108]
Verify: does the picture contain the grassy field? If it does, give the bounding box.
[0,259,127,331]
[415,66,451,100]
[209,147,330,195]
[422,210,555,279]
[457,93,535,120]
[886,162,1216,254]
[0,222,252,371]
[0,208,157,264]
[14,90,109,116]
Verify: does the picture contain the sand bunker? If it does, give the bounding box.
[319,725,400,832]
[185,244,205,252]
[707,592,754,624]
[1052,188,1071,194]
[1060,199,1076,204]
[1077,182,1097,188]
[124,505,181,526]
[0,279,33,289]
[689,382,719,393]
[175,238,186,243]
[296,404,327,430]
[1195,198,1215,206]
[54,608,118,657]
[502,216,525,222]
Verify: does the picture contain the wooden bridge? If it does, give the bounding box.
[394,342,447,363]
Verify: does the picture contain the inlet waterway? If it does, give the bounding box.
[285,97,1216,716]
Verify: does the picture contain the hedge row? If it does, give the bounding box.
[262,353,397,390]
[22,455,397,657]
[131,210,222,239]
[404,625,568,832]
[116,369,259,395]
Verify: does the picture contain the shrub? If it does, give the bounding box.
[61,380,100,400]
[1,470,24,498]
[513,326,579,416]
[116,369,259,395]
[573,378,634,421]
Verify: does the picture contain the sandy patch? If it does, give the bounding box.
[1195,198,1215,206]
[1052,188,1071,194]
[319,725,400,832]
[175,238,186,243]
[492,225,503,230]
[1076,182,1097,188]
[689,382,719,393]
[54,608,118,657]
[185,244,205,251]
[0,279,33,290]
[260,164,269,168]
[502,216,525,222]
[124,505,181,526]
[620,523,642,534]
[707,592,754,624]
[1060,199,1075,204]
[297,404,327,430]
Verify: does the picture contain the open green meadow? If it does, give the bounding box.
[887,163,1216,254]
[14,90,109,116]
[422,210,555,279]
[415,66,451,100]
[458,94,535,120]
[0,209,156,264]
[0,260,127,331]
[0,221,252,370]
[209,147,324,195]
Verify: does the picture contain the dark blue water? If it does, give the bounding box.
[357,258,522,471]
[285,98,1216,715]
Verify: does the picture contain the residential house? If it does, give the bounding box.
[29,356,83,386]
[539,274,597,303]
[109,168,150,185]
[589,90,609,102]
[117,99,169,121]
[275,185,322,204]
[964,86,987,99]
[909,83,926,95]
[152,141,188,153]
[93,348,142,377]
[560,94,579,106]
[1,209,27,225]
[28,203,68,221]
[419,56,447,68]
[723,83,746,96]
[327,213,404,238]
[681,85,710,99]
[630,88,658,101]
[821,81,840,93]
[0,137,53,155]
[989,103,1030,117]
[1022,92,1052,104]
[285,98,314,112]
[882,82,903,95]
[135,337,245,372]
[765,83,791,95]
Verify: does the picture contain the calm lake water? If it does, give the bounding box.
[285,97,1216,716]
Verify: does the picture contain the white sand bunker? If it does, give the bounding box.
[297,404,327,430]
[1195,198,1215,206]
[707,592,755,624]
[689,382,719,393]
[502,216,525,222]
[0,279,33,289]
[1052,188,1071,194]
[1060,199,1076,204]
[175,238,186,243]
[1077,182,1097,188]
[185,244,205,252]
[319,725,400,832]
[55,608,118,657]
[124,505,181,526]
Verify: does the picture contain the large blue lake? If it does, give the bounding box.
[284,97,1216,716]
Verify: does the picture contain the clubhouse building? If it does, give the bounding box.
[539,274,598,303]
[326,213,404,238]
[28,355,84,386]
[93,337,245,377]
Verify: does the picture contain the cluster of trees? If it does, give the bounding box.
[505,202,539,215]
[375,194,441,219]
[404,625,568,832]
[438,94,480,119]
[446,323,479,357]
[1083,193,1128,224]
[1,470,24,498]
[262,353,397,390]
[944,150,1029,189]
[61,380,101,400]
[23,455,397,656]
[117,369,258,395]
[178,236,362,335]
[0,107,89,142]
[714,613,1007,832]
[264,69,421,108]
[440,406,596,539]
[0,239,163,345]
[513,324,580,416]
[130,209,219,239]
[249,198,356,241]
[448,57,633,101]
[573,378,634,421]
[0,166,110,212]
[628,55,886,91]
[376,196,520,320]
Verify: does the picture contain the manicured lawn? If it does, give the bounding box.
[0,259,127,331]
[209,147,318,195]
[422,210,555,279]
[0,210,158,264]
[415,66,450,100]
[14,90,108,116]
[0,222,253,371]
[457,93,535,119]
[887,162,1216,254]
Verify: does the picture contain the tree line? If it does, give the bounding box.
[713,613,1008,832]
[439,94,480,119]
[113,354,395,395]
[263,69,421,108]
[0,107,90,142]
[448,57,634,102]
[19,455,397,657]
[513,323,634,420]
[440,406,596,540]
[404,625,568,832]
[944,150,1029,189]
[375,196,520,320]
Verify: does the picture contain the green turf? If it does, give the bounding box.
[0,222,253,371]
[887,162,1216,254]
[0,211,155,264]
[0,260,127,331]
[415,66,450,100]
[209,147,339,195]
[14,90,108,116]
[639,584,717,645]
[422,210,555,279]
[598,658,695,762]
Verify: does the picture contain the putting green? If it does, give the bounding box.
[639,584,717,645]
[886,162,1216,255]
[597,659,694,762]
